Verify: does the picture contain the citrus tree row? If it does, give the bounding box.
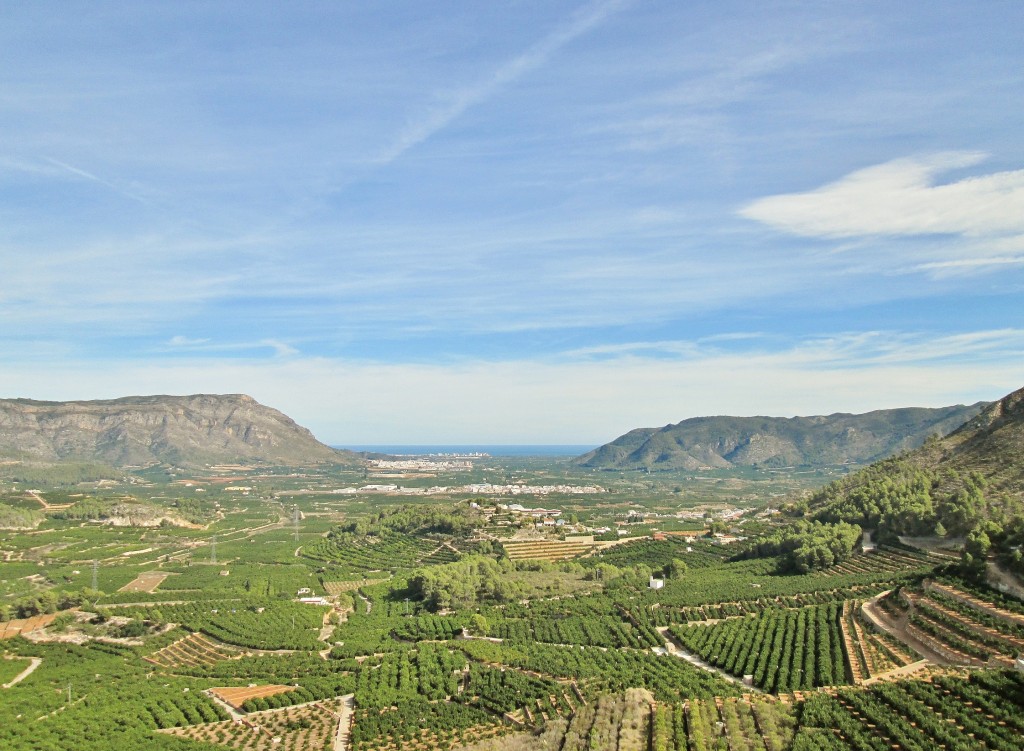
[350,700,499,751]
[795,670,1024,751]
[114,599,327,650]
[487,614,661,649]
[354,643,467,707]
[457,639,739,703]
[304,532,439,573]
[669,602,848,692]
[641,584,887,626]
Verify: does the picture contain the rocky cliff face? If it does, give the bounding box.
[576,403,989,471]
[0,394,354,467]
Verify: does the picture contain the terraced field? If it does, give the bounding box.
[211,684,297,710]
[144,632,244,669]
[163,697,346,751]
[502,539,600,561]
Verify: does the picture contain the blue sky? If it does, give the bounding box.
[1,1,1022,444]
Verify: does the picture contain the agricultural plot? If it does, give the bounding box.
[151,561,320,598]
[501,539,600,561]
[391,613,467,641]
[0,560,50,599]
[116,599,328,650]
[418,543,461,566]
[354,643,467,706]
[118,570,172,593]
[462,662,581,722]
[457,639,741,703]
[144,632,244,670]
[796,670,1024,751]
[883,582,1024,666]
[0,655,34,686]
[630,556,931,616]
[487,614,662,649]
[324,578,389,596]
[351,700,505,751]
[926,579,1024,626]
[304,533,441,572]
[557,689,652,751]
[163,697,346,751]
[210,684,296,709]
[0,612,59,639]
[640,584,890,626]
[668,603,849,692]
[583,537,725,570]
[666,697,796,751]
[840,600,916,682]
[0,641,231,750]
[811,547,936,578]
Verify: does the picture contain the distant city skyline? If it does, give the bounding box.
[1,2,1022,443]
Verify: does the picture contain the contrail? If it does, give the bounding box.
[377,0,633,164]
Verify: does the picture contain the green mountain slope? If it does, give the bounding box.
[577,403,987,471]
[808,385,1024,570]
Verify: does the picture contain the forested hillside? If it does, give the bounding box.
[807,385,1024,574]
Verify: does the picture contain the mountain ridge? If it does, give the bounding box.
[576,403,989,471]
[0,393,356,468]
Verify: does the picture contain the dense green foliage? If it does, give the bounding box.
[0,462,119,485]
[581,537,725,571]
[794,671,1024,751]
[304,531,443,572]
[807,441,1024,568]
[670,603,848,692]
[0,640,225,751]
[739,520,863,572]
[112,599,327,650]
[456,639,740,703]
[335,503,481,538]
[409,556,539,609]
[0,503,43,529]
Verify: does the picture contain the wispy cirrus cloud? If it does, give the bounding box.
[166,336,298,358]
[566,329,1024,368]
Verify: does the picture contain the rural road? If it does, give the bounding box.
[334,694,354,751]
[656,627,758,691]
[2,656,42,689]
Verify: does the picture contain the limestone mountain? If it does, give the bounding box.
[576,403,988,471]
[0,394,356,467]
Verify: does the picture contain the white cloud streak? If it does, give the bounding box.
[166,337,298,357]
[43,157,150,204]
[741,152,1024,240]
[377,0,631,164]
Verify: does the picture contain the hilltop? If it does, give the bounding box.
[575,403,987,471]
[0,393,357,468]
